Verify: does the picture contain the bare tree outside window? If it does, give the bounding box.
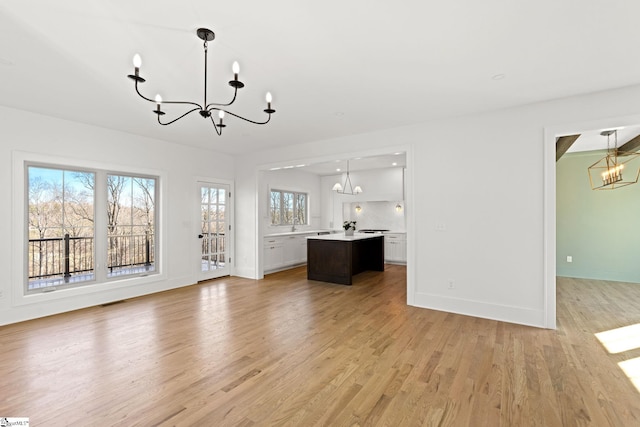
[27,167,95,288]
[26,165,158,292]
[270,189,308,226]
[107,174,156,277]
[270,190,281,224]
[295,193,306,225]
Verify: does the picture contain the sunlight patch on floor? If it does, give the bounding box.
[619,357,640,393]
[595,323,640,354]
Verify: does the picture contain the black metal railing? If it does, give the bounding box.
[29,234,94,280]
[108,232,155,275]
[28,233,154,282]
[200,232,226,257]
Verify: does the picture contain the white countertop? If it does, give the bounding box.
[354,231,406,235]
[264,229,337,237]
[307,232,384,241]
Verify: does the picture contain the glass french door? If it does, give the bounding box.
[198,182,230,281]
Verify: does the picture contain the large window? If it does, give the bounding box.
[270,189,307,226]
[28,167,95,290]
[26,164,158,292]
[107,174,156,277]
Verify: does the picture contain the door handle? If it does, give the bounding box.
[198,234,204,239]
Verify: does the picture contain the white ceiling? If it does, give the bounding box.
[270,152,406,176]
[566,125,640,154]
[3,1,640,156]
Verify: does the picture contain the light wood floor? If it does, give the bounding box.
[1,267,639,426]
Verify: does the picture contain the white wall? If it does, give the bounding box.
[0,106,235,325]
[234,83,640,328]
[343,201,406,232]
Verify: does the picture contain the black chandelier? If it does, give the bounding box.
[127,27,275,136]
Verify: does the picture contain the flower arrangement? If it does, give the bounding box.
[343,220,356,231]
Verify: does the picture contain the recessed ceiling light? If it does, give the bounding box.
[394,152,402,155]
[392,162,397,166]
[336,168,341,172]
[492,74,506,80]
[295,164,305,168]
[269,167,281,171]
[283,166,294,169]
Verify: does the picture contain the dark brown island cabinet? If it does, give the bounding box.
[306,234,384,285]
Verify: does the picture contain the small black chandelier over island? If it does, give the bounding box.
[127,27,275,136]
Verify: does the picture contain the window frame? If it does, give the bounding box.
[19,155,162,298]
[105,172,158,280]
[269,188,308,226]
[26,164,97,292]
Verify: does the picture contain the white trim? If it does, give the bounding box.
[414,292,545,327]
[543,127,557,329]
[11,150,168,308]
[405,149,415,306]
[194,176,235,278]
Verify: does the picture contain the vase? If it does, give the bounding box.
[345,229,354,236]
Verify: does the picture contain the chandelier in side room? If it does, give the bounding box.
[587,130,640,190]
[332,160,362,195]
[127,28,275,136]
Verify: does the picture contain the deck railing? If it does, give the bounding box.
[28,233,154,282]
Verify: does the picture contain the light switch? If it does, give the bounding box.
[566,256,572,263]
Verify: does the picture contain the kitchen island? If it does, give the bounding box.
[307,233,384,285]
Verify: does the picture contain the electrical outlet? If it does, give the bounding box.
[436,223,446,231]
[447,279,455,289]
[566,256,573,263]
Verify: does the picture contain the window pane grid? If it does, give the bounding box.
[269,189,308,226]
[28,167,96,290]
[201,185,227,272]
[107,174,156,278]
[27,165,158,293]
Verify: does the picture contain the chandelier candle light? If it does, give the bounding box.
[587,130,640,190]
[127,28,275,136]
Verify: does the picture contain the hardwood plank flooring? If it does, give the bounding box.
[1,269,639,426]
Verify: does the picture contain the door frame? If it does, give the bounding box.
[195,177,234,281]
[544,113,640,329]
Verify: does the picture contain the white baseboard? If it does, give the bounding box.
[411,292,546,328]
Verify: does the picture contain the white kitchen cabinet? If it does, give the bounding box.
[297,236,308,262]
[264,233,317,273]
[264,237,284,272]
[384,233,406,264]
[283,235,305,266]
